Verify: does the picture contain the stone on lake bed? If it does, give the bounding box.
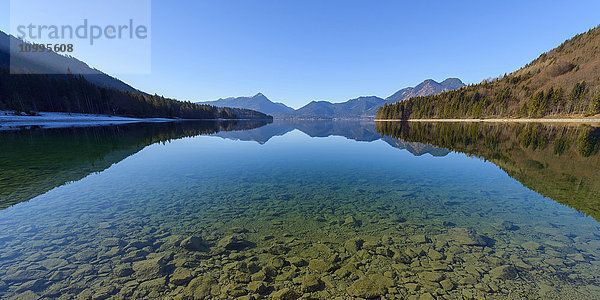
[410,234,429,244]
[4,269,48,282]
[132,257,167,280]
[126,240,152,249]
[446,228,488,246]
[440,279,454,291]
[347,277,386,298]
[420,293,436,300]
[522,241,542,251]
[139,276,168,292]
[12,291,40,300]
[288,256,307,267]
[180,236,205,250]
[499,220,519,231]
[230,227,249,233]
[343,216,361,227]
[272,288,300,300]
[218,234,251,250]
[489,265,517,280]
[270,256,286,269]
[72,249,97,261]
[112,264,134,278]
[101,238,123,247]
[97,222,112,229]
[301,274,322,292]
[184,276,217,299]
[427,249,443,260]
[308,259,334,273]
[247,281,268,294]
[38,258,68,270]
[419,271,444,282]
[171,267,193,286]
[344,237,364,254]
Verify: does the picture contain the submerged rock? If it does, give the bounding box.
[101,238,123,248]
[447,228,488,246]
[419,271,444,282]
[288,257,307,267]
[218,234,251,250]
[270,256,286,269]
[138,277,168,292]
[427,249,444,260]
[343,216,361,227]
[180,236,205,251]
[499,220,519,231]
[440,279,454,291]
[301,274,322,292]
[185,275,217,299]
[489,265,517,280]
[522,241,542,251]
[347,277,386,298]
[272,288,299,300]
[112,264,134,278]
[308,259,335,273]
[230,227,249,234]
[410,234,429,244]
[171,267,193,286]
[247,281,268,294]
[38,258,68,270]
[132,257,167,280]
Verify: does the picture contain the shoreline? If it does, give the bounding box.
[0,111,271,130]
[374,118,600,123]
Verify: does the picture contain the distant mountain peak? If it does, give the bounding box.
[385,78,465,104]
[440,78,465,89]
[441,77,463,84]
[197,93,294,117]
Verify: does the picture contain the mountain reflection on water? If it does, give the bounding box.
[213,120,450,157]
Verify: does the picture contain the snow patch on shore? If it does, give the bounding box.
[0,111,174,130]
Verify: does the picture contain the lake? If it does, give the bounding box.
[0,120,599,299]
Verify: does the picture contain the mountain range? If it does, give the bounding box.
[198,78,465,119]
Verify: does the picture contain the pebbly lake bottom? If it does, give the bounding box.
[0,121,599,299]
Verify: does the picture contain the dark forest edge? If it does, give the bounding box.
[377,26,600,120]
[0,67,272,121]
[376,121,600,222]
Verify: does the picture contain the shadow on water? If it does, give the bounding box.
[376,121,600,221]
[0,120,271,209]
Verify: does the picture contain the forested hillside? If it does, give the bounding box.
[377,25,600,119]
[0,67,271,120]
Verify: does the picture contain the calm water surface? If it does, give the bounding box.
[0,120,599,299]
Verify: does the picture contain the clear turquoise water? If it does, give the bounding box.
[0,121,599,299]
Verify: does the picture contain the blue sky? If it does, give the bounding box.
[2,1,600,108]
